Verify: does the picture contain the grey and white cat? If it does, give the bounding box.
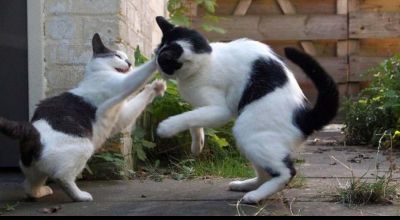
[0,34,166,202]
[154,17,339,204]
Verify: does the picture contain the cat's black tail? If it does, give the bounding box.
[285,48,339,137]
[0,117,39,140]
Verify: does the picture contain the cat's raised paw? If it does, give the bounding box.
[151,79,167,97]
[157,118,184,138]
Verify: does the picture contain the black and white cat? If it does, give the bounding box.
[154,17,339,204]
[0,34,166,202]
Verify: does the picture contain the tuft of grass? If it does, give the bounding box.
[288,175,307,189]
[294,158,306,165]
[337,178,397,206]
[334,132,399,206]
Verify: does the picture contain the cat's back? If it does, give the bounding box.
[32,92,97,138]
[211,39,276,63]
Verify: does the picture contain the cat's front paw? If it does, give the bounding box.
[242,191,263,205]
[74,191,93,203]
[157,118,183,138]
[151,79,167,97]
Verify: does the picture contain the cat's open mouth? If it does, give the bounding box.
[115,68,130,74]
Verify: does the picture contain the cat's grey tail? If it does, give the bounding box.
[285,48,339,137]
[0,117,39,140]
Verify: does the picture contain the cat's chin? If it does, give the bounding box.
[115,68,130,74]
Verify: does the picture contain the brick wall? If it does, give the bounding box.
[43,0,167,97]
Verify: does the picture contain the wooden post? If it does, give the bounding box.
[337,0,360,97]
[234,0,252,16]
[276,0,317,56]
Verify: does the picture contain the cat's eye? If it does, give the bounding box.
[115,54,122,59]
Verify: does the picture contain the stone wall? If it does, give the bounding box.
[41,0,167,174]
[43,0,167,97]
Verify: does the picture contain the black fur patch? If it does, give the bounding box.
[265,167,281,178]
[283,156,297,178]
[158,27,212,54]
[20,129,42,167]
[157,43,184,75]
[238,58,289,113]
[92,33,115,56]
[32,93,97,138]
[285,48,339,137]
[0,118,42,167]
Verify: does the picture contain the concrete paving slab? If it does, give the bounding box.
[0,141,398,216]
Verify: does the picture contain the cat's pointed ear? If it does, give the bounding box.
[156,16,175,34]
[92,33,112,55]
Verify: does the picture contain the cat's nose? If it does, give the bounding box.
[126,60,132,68]
[159,50,176,61]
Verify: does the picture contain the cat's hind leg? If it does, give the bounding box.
[55,178,93,202]
[233,126,296,204]
[53,164,93,202]
[241,161,295,204]
[20,165,53,199]
[49,142,94,202]
[229,165,269,192]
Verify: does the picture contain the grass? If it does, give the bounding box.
[288,175,307,189]
[337,178,397,206]
[192,155,254,179]
[334,132,399,206]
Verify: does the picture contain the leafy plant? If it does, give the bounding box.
[132,46,250,179]
[167,0,225,33]
[344,55,400,147]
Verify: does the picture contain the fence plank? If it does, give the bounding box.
[349,56,387,81]
[350,12,400,39]
[234,0,253,15]
[285,57,348,84]
[194,15,347,41]
[277,0,296,14]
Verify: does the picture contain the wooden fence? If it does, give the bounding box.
[191,0,400,103]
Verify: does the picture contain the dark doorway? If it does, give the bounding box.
[0,0,29,167]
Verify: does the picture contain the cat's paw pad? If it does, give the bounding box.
[151,79,167,97]
[74,191,93,202]
[242,191,263,205]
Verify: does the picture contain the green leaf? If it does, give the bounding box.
[142,140,157,149]
[137,147,148,161]
[202,0,217,13]
[170,13,191,27]
[134,46,148,66]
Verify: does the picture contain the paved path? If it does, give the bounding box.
[0,144,399,216]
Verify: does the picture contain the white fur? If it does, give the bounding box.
[157,39,306,204]
[21,50,167,202]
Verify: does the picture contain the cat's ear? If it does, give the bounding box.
[92,33,112,55]
[156,16,175,34]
